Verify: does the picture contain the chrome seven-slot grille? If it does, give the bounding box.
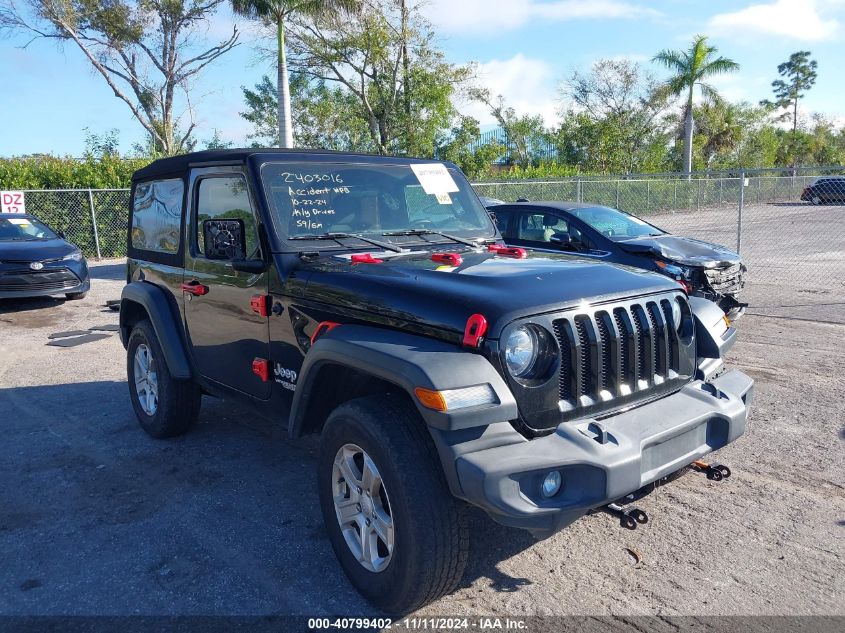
[552,296,686,407]
[704,263,744,296]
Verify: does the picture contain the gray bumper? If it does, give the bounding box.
[445,369,753,537]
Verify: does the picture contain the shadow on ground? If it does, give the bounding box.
[0,379,537,616]
[90,263,125,281]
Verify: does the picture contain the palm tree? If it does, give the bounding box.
[653,35,739,176]
[232,0,360,148]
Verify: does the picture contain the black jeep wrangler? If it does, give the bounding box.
[120,149,753,613]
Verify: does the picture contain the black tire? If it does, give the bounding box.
[65,291,87,300]
[318,395,469,614]
[126,319,201,438]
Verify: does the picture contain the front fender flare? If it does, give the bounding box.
[288,325,518,437]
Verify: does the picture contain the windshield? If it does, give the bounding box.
[0,216,58,242]
[569,206,665,241]
[260,162,496,246]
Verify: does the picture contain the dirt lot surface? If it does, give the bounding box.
[1,205,843,618]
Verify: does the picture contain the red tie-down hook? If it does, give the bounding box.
[487,244,527,259]
[350,253,383,264]
[431,252,463,266]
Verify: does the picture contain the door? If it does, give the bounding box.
[183,167,271,399]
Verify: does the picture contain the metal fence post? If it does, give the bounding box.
[646,180,650,213]
[737,171,744,254]
[719,178,723,204]
[696,178,701,212]
[576,178,582,203]
[615,179,620,209]
[87,189,102,260]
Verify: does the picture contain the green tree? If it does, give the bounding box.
[204,129,234,150]
[557,59,673,173]
[469,90,549,168]
[1,1,239,155]
[760,51,818,135]
[436,117,503,179]
[652,35,740,176]
[230,0,360,148]
[288,0,470,156]
[240,73,372,150]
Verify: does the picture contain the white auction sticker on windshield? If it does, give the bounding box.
[410,163,459,195]
[435,192,452,205]
[7,218,30,225]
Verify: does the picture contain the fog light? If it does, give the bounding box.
[541,471,562,498]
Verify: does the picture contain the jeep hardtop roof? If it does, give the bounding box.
[132,148,457,182]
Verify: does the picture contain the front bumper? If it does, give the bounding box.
[0,260,90,299]
[447,369,753,538]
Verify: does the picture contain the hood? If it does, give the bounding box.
[616,235,741,268]
[0,238,78,263]
[298,247,680,339]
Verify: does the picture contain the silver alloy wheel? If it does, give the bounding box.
[133,343,159,416]
[332,443,395,573]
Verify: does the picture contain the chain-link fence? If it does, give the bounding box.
[10,166,845,318]
[15,188,130,259]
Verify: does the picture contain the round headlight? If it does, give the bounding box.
[504,326,538,377]
[671,297,683,331]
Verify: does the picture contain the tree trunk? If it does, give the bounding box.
[792,97,798,134]
[277,19,294,148]
[682,98,694,179]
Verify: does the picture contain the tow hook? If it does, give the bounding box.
[691,459,732,481]
[600,503,649,530]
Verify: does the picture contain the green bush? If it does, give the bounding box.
[0,156,151,190]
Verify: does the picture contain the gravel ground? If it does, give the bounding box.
[1,209,843,619]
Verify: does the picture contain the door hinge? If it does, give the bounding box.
[250,294,272,317]
[252,358,270,382]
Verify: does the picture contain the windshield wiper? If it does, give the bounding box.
[381,228,487,248]
[289,232,407,253]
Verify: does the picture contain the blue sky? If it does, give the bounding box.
[1,0,844,156]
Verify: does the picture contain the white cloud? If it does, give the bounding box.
[459,54,558,126]
[708,0,840,41]
[416,0,659,35]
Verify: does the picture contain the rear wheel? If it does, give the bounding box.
[127,319,201,438]
[318,395,469,614]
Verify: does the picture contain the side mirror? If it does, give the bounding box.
[549,232,572,248]
[203,219,246,260]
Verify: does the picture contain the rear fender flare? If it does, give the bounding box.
[120,281,192,380]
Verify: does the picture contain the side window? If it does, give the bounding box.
[195,176,259,259]
[131,179,184,253]
[518,212,566,242]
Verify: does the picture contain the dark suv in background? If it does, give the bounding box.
[800,176,845,204]
[119,149,753,613]
[490,201,746,319]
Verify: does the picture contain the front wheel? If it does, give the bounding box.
[318,395,469,614]
[127,319,201,438]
